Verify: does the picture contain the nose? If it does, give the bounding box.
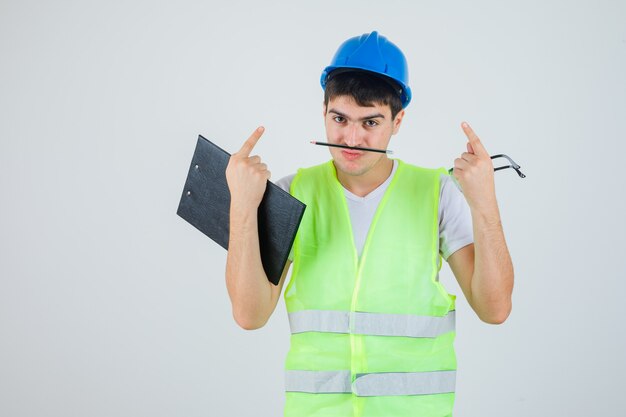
[344,123,360,147]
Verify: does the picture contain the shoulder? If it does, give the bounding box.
[275,161,332,194]
[440,172,462,193]
[398,160,448,178]
[275,173,296,193]
[439,173,465,208]
[438,172,473,260]
[292,161,335,192]
[396,160,449,191]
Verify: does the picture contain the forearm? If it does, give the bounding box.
[469,200,514,324]
[226,206,274,330]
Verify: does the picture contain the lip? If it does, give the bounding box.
[341,150,362,161]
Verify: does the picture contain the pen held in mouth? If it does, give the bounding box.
[310,141,393,154]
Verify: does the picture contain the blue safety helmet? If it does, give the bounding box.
[321,31,412,108]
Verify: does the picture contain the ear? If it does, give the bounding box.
[392,109,405,135]
[322,102,327,118]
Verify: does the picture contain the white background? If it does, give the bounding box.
[1,0,625,416]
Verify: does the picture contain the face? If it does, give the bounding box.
[323,95,404,178]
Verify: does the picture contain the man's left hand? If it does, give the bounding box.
[452,122,497,211]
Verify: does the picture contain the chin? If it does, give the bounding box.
[334,159,370,177]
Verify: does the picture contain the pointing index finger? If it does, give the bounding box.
[237,126,265,157]
[461,121,488,156]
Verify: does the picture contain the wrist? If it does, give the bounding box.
[230,201,259,224]
[470,202,502,227]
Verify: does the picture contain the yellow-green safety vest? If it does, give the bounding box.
[284,160,457,417]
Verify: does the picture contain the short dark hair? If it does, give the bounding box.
[323,70,404,120]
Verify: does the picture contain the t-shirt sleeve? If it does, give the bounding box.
[275,173,295,194]
[439,174,474,261]
[275,173,296,261]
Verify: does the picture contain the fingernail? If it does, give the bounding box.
[462,122,469,128]
[258,126,264,132]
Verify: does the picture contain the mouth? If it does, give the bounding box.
[341,149,363,161]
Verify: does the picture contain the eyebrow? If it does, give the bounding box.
[328,108,386,121]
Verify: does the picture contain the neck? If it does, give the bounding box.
[335,157,394,197]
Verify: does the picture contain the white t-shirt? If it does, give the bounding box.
[276,160,474,263]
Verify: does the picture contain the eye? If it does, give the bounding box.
[364,119,379,127]
[333,115,345,123]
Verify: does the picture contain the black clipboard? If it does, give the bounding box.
[177,135,306,285]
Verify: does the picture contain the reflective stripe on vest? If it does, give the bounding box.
[285,370,352,394]
[285,369,456,396]
[288,310,455,338]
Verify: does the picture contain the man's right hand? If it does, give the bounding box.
[225,126,270,213]
[224,126,289,330]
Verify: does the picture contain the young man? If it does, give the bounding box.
[225,31,514,417]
